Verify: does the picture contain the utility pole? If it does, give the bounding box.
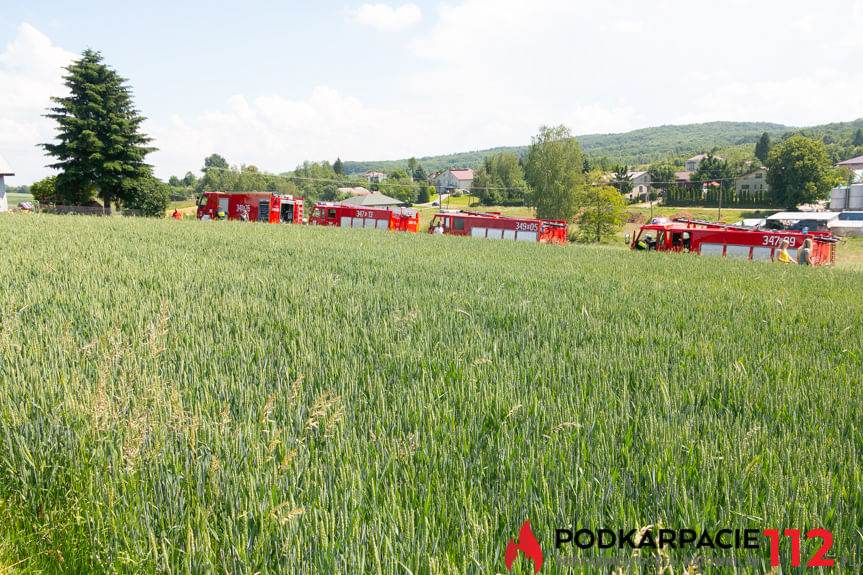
[718,183,722,221]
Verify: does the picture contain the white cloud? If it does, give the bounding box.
[0,23,76,183]
[147,87,430,178]
[607,20,644,35]
[352,3,421,30]
[6,3,863,184]
[790,15,814,32]
[673,69,863,127]
[564,103,637,135]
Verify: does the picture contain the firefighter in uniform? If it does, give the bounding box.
[636,233,653,250]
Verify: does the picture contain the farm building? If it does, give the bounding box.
[0,153,13,213]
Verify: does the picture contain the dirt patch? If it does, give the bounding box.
[624,212,646,224]
[671,211,697,220]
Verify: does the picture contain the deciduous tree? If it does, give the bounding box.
[524,125,584,221]
[412,163,427,184]
[202,154,229,173]
[29,176,59,203]
[611,164,633,196]
[766,136,832,209]
[576,184,627,243]
[648,163,677,194]
[124,176,169,217]
[691,154,732,191]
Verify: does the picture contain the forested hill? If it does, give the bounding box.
[576,121,788,164]
[342,119,863,174]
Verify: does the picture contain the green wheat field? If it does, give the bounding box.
[0,215,861,574]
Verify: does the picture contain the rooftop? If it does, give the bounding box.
[340,192,404,207]
[449,169,474,180]
[687,153,723,162]
[0,153,14,176]
[837,155,863,166]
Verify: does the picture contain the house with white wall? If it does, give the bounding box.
[836,155,863,183]
[363,171,388,184]
[433,169,474,195]
[735,167,769,195]
[624,171,651,201]
[0,153,13,213]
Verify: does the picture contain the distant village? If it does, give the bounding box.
[342,153,863,205]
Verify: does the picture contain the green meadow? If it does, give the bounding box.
[0,215,860,573]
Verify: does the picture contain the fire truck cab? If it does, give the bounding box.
[197,192,304,224]
[632,218,836,265]
[308,203,419,232]
[428,210,567,244]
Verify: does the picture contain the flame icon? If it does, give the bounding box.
[505,520,543,573]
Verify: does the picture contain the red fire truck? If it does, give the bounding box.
[428,210,568,244]
[308,202,419,232]
[631,218,837,265]
[196,192,304,224]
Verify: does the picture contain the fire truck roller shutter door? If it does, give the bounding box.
[364,218,376,229]
[471,227,486,238]
[376,219,388,230]
[340,216,351,227]
[281,203,294,223]
[503,229,516,240]
[516,231,537,242]
[725,245,750,259]
[486,228,503,239]
[258,199,269,222]
[700,243,724,257]
[219,198,229,215]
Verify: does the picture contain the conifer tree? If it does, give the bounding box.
[42,49,155,211]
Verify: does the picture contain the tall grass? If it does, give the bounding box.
[0,215,860,573]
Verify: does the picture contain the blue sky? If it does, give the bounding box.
[2,0,862,184]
